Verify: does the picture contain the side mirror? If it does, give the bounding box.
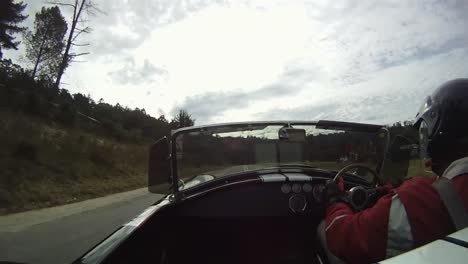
[380,135,414,186]
[148,137,172,194]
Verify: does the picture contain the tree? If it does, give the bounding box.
[171,110,195,129]
[48,0,101,88]
[24,6,67,80]
[0,0,28,58]
[403,120,414,127]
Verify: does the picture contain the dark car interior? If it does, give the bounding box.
[100,175,367,264]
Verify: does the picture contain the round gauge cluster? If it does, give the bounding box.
[281,183,325,213]
[281,183,325,203]
[281,183,313,194]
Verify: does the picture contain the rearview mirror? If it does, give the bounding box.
[278,127,306,142]
[148,137,172,194]
[380,135,414,186]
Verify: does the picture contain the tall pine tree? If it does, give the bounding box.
[24,6,67,80]
[0,0,27,58]
[171,110,195,129]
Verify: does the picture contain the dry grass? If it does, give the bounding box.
[406,159,435,178]
[0,111,148,215]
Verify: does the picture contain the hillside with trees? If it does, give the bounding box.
[0,0,194,213]
[0,57,194,214]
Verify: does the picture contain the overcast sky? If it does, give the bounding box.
[5,0,468,125]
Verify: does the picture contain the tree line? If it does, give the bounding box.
[0,57,194,142]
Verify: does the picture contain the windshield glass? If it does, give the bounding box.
[175,123,386,189]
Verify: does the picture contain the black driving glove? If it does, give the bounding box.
[323,179,349,206]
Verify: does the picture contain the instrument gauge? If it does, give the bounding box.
[281,184,292,194]
[292,183,302,193]
[303,183,313,193]
[312,184,326,202]
[289,195,307,213]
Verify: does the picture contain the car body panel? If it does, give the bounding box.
[75,197,172,264]
[380,227,468,264]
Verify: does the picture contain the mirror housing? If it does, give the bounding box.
[148,137,172,194]
[380,135,414,186]
[278,127,306,142]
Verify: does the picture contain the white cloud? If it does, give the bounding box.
[138,3,312,94]
[4,0,468,125]
[255,47,468,124]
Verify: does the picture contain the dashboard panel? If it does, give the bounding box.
[173,174,330,217]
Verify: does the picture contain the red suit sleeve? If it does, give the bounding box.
[325,192,394,264]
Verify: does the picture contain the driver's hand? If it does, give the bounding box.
[375,185,392,196]
[323,179,349,206]
[367,185,394,205]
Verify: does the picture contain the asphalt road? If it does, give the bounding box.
[0,190,163,264]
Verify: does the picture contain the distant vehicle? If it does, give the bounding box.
[72,120,467,264]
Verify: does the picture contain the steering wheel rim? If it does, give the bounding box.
[333,163,380,185]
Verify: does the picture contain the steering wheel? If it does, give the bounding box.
[332,163,380,185]
[332,164,380,211]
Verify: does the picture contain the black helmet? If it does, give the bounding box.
[414,79,468,162]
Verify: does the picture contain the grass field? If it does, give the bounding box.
[0,111,149,215]
[407,159,435,178]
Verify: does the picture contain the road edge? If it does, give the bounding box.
[0,187,150,232]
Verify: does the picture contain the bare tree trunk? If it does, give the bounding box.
[31,27,51,79]
[54,0,86,88]
[31,50,42,79]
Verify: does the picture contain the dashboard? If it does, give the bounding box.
[88,171,375,264]
[172,173,334,217]
[101,175,330,264]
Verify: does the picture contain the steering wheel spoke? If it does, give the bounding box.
[333,163,380,186]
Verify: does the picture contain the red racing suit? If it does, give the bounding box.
[325,157,468,264]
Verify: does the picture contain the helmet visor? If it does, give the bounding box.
[419,120,430,160]
[415,96,432,122]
